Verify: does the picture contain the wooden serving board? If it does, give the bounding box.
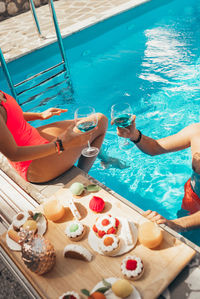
[0,173,196,299]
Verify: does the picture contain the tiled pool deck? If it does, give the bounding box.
[1,0,149,62]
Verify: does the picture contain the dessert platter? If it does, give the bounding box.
[0,177,196,299]
[88,215,138,256]
[91,277,141,299]
[6,210,47,251]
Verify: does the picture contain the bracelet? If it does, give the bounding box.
[54,141,61,154]
[131,130,142,144]
[56,138,64,152]
[54,138,64,154]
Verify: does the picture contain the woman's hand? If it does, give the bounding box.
[40,108,68,120]
[142,210,168,225]
[60,123,97,149]
[111,115,138,140]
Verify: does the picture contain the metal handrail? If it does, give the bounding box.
[0,0,72,102]
[29,0,43,38]
[0,48,17,99]
[48,0,70,76]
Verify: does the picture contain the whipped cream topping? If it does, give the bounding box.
[100,234,119,252]
[95,215,116,232]
[121,255,143,278]
[65,221,84,238]
[12,211,30,229]
[59,291,80,299]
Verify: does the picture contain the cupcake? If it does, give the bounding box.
[121,255,144,280]
[93,214,120,238]
[99,234,120,256]
[89,196,105,213]
[65,221,86,241]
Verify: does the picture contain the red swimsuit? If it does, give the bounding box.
[1,91,49,181]
[182,179,200,214]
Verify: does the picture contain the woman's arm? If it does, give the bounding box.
[23,108,68,121]
[143,210,200,232]
[0,114,57,161]
[115,116,200,156]
[0,114,94,162]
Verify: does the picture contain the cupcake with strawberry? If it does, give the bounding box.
[121,255,144,280]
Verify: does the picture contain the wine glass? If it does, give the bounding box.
[111,102,133,151]
[74,106,99,157]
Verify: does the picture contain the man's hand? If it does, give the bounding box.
[142,210,168,225]
[111,115,138,140]
[40,108,68,120]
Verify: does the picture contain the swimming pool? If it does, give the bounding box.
[1,0,200,245]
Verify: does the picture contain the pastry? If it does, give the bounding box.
[70,182,85,196]
[43,199,65,222]
[68,198,81,220]
[65,221,86,241]
[138,221,163,249]
[121,218,133,246]
[93,214,120,238]
[121,255,144,280]
[12,211,30,231]
[6,211,48,251]
[7,229,21,244]
[111,279,133,298]
[63,244,93,262]
[59,291,80,299]
[99,234,120,256]
[22,220,38,233]
[89,196,105,213]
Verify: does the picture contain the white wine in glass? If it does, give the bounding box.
[74,106,99,157]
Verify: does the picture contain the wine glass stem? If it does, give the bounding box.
[87,141,91,149]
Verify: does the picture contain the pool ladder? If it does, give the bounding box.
[0,0,72,103]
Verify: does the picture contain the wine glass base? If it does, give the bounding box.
[82,146,99,157]
[119,139,134,151]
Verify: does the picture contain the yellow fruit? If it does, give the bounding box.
[23,220,37,232]
[112,279,133,298]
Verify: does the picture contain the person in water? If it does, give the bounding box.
[0,91,108,183]
[114,115,200,232]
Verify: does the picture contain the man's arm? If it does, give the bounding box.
[116,116,200,156]
[143,210,200,232]
[170,212,200,231]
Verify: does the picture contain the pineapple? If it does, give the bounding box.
[20,230,56,275]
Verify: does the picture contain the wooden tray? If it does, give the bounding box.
[0,173,196,299]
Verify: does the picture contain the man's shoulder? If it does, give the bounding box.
[188,123,200,135]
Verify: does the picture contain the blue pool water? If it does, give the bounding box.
[1,0,200,245]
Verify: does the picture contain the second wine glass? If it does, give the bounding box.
[74,106,99,157]
[111,102,133,151]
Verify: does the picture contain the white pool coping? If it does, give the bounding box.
[0,0,150,63]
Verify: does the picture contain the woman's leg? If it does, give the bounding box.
[27,113,108,183]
